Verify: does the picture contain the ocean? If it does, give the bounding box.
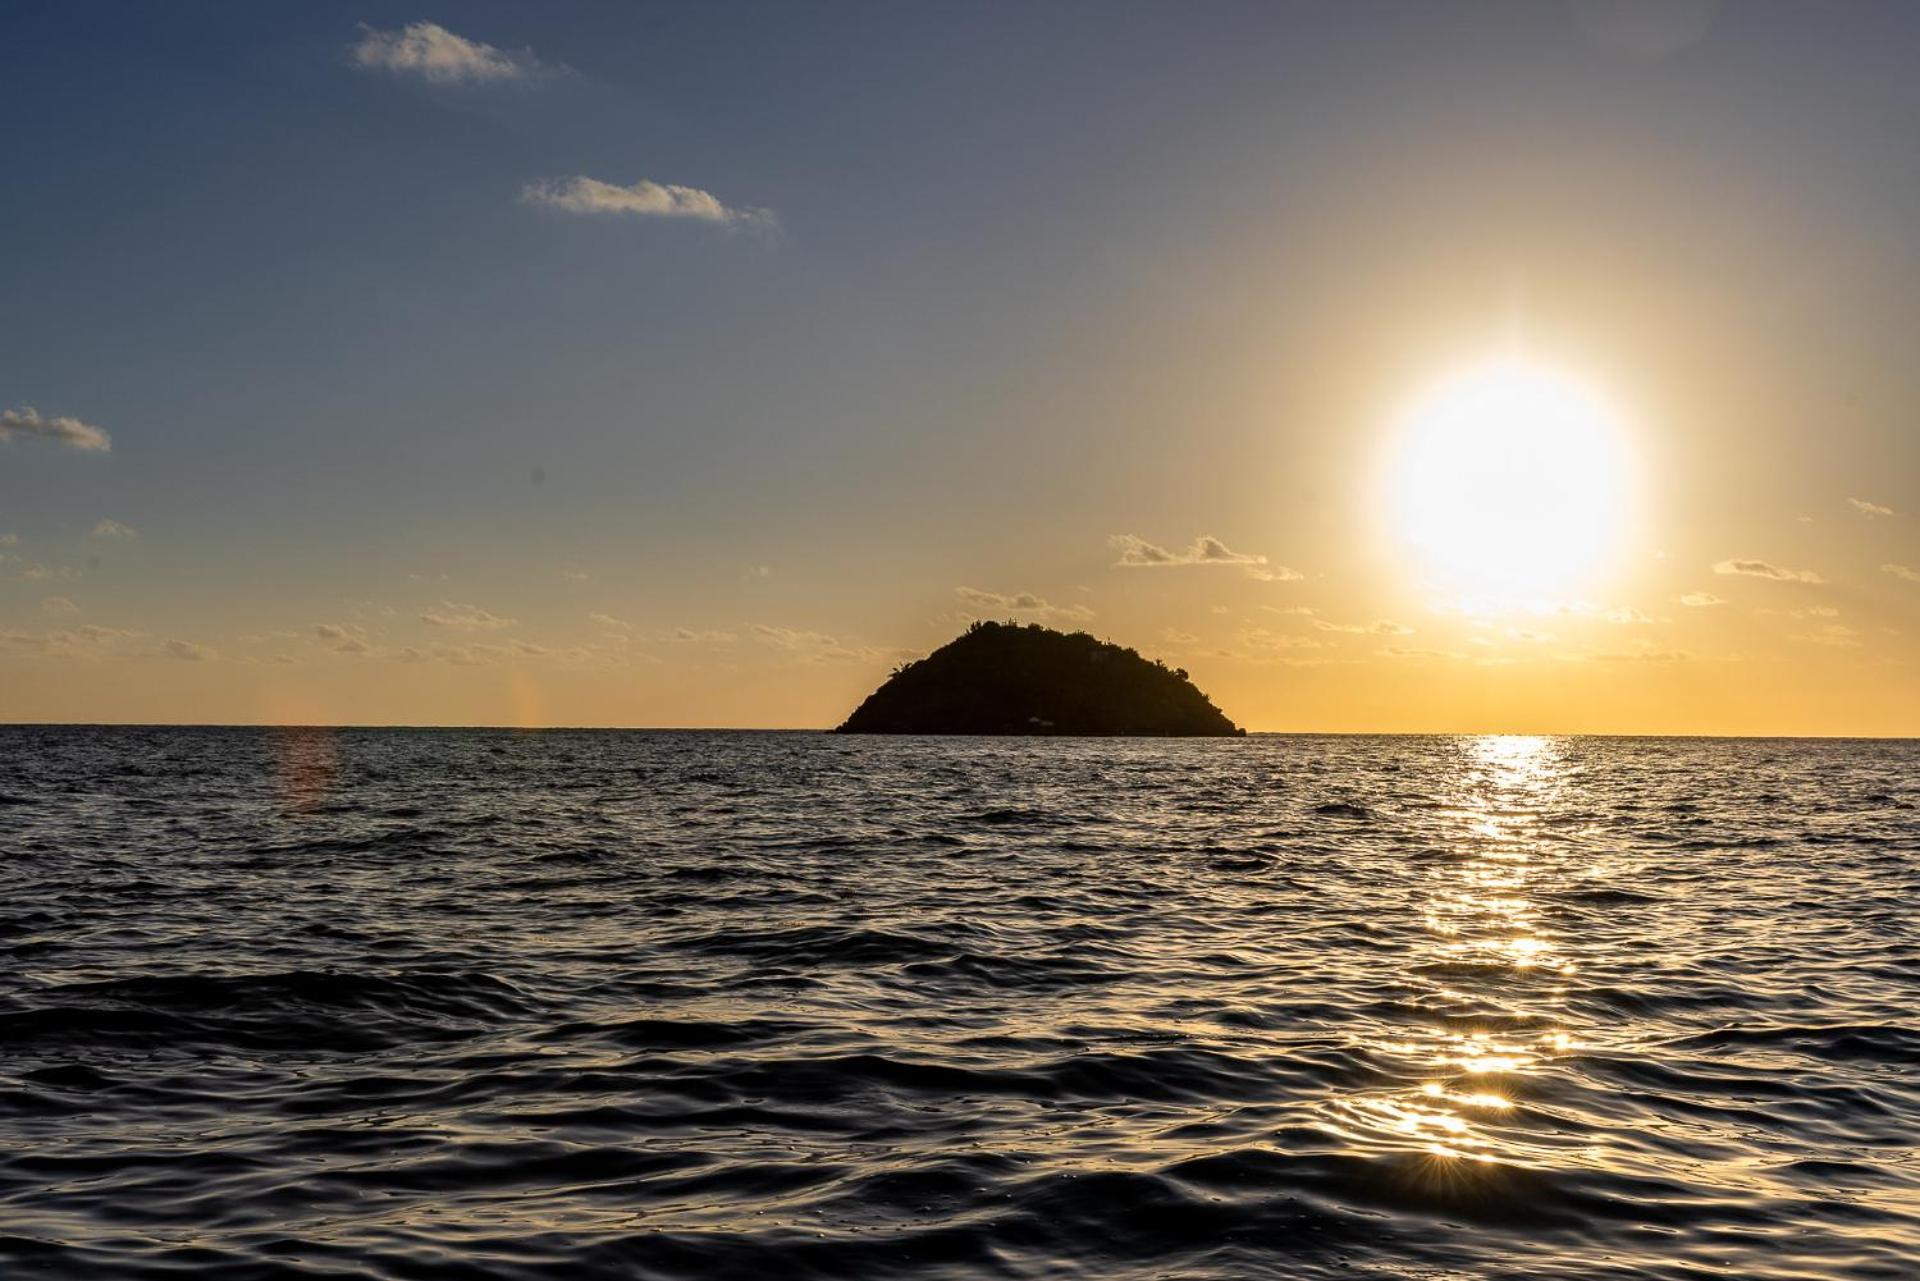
[1,727,1915,1279]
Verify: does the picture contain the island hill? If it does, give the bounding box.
[837,620,1243,736]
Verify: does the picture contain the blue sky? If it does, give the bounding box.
[3,2,1916,729]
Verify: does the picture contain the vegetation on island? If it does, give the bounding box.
[837,620,1243,736]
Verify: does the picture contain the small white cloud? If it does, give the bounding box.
[0,406,111,452]
[164,638,217,661]
[1793,624,1861,649]
[752,624,890,664]
[0,534,17,547]
[1312,618,1414,635]
[1712,558,1824,584]
[92,519,138,539]
[953,587,1092,622]
[587,612,631,630]
[522,176,775,229]
[1847,497,1896,518]
[1679,592,1725,607]
[1603,607,1663,625]
[350,21,541,83]
[420,601,516,630]
[1108,533,1297,578]
[39,596,78,615]
[1883,563,1920,584]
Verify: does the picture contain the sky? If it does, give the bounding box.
[2,1,1916,734]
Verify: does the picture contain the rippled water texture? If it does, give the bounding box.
[1,729,1917,1279]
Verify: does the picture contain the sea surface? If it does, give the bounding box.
[1,728,1916,1280]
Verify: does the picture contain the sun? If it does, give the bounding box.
[1389,358,1632,600]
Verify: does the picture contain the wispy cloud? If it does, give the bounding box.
[1847,497,1895,518]
[1679,592,1725,607]
[1712,558,1824,584]
[522,176,774,229]
[1882,563,1920,584]
[164,639,217,662]
[1792,624,1861,649]
[1588,646,1691,663]
[313,622,372,653]
[954,587,1092,622]
[1312,618,1414,635]
[1603,607,1664,625]
[91,519,137,539]
[1,406,111,452]
[40,597,78,616]
[350,21,542,83]
[1109,533,1299,578]
[753,624,900,664]
[420,601,516,630]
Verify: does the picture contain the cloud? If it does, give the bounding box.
[350,21,541,83]
[1790,606,1839,620]
[1382,647,1464,661]
[1847,498,1895,518]
[753,624,898,664]
[954,587,1093,622]
[522,176,774,229]
[40,596,78,615]
[1235,627,1326,652]
[1712,558,1824,584]
[0,406,111,452]
[0,534,16,547]
[314,622,371,652]
[165,639,216,661]
[1589,646,1691,663]
[667,627,737,645]
[587,612,630,630]
[91,518,137,539]
[1883,564,1920,584]
[1792,624,1861,649]
[1679,592,1725,607]
[1603,607,1663,625]
[1312,618,1414,635]
[1108,533,1298,578]
[420,601,516,630]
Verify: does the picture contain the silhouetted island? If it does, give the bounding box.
[837,620,1243,736]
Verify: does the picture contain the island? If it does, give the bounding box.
[836,620,1244,736]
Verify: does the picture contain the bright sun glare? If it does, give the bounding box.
[1391,358,1632,599]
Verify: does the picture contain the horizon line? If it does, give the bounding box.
[1,721,1914,741]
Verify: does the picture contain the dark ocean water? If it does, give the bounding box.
[1,728,1916,1280]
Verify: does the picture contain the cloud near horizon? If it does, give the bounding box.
[522,176,774,228]
[1109,533,1299,579]
[1680,592,1726,607]
[954,586,1092,622]
[350,21,543,83]
[1,406,111,452]
[91,519,137,539]
[1883,563,1920,583]
[1712,558,1824,583]
[420,601,517,630]
[1847,497,1895,518]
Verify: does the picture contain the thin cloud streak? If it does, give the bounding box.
[1712,558,1824,584]
[522,177,775,228]
[350,22,542,83]
[0,406,111,452]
